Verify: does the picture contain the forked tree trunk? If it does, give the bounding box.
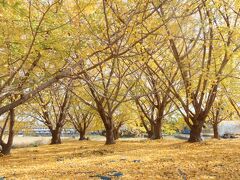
[1,123,14,155]
[188,123,203,142]
[0,109,15,155]
[213,123,220,139]
[50,129,62,144]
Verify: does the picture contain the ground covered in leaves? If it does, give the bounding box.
[1,139,240,179]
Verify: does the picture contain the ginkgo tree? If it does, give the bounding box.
[0,0,71,154]
[132,46,178,139]
[207,95,235,139]
[68,98,95,141]
[151,0,240,142]
[29,81,72,144]
[69,0,170,144]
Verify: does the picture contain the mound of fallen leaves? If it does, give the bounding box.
[1,139,240,179]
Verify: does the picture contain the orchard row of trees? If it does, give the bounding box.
[0,0,239,155]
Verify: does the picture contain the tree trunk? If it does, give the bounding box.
[213,123,220,139]
[147,129,153,138]
[188,124,203,142]
[1,143,12,155]
[1,128,14,155]
[151,121,163,140]
[50,129,62,144]
[101,114,115,144]
[79,130,86,140]
[113,127,120,140]
[139,115,152,138]
[105,127,115,145]
[0,109,15,155]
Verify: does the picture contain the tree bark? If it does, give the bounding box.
[113,126,121,140]
[79,130,86,140]
[105,127,115,144]
[188,124,203,142]
[147,129,153,138]
[1,143,12,155]
[213,123,220,139]
[0,109,15,155]
[141,121,153,138]
[50,129,62,144]
[139,114,153,138]
[100,113,115,144]
[151,121,163,140]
